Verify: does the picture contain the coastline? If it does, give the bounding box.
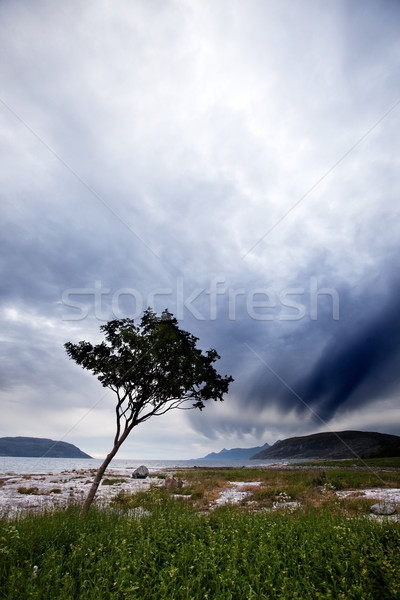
[1,460,400,518]
[0,465,164,517]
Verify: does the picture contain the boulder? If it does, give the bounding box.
[165,475,183,491]
[370,502,397,516]
[132,465,149,479]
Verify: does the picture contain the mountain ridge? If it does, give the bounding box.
[0,436,92,459]
[251,430,400,460]
[197,442,270,461]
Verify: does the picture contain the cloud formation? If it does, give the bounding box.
[1,0,399,458]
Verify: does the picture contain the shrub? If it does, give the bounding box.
[109,492,136,510]
[17,487,39,495]
[101,478,127,486]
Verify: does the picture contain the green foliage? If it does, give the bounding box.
[65,309,233,416]
[110,487,173,512]
[1,501,399,599]
[333,497,378,517]
[109,491,137,510]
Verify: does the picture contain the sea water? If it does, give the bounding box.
[0,456,288,475]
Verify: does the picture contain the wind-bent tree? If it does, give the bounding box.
[65,308,233,515]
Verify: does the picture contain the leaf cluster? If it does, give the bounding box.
[64,309,233,441]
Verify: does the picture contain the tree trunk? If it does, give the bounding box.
[80,442,122,517]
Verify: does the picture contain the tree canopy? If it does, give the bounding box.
[65,308,233,514]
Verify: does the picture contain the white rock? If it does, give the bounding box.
[370,502,397,516]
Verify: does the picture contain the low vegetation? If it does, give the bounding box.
[101,478,128,486]
[293,456,400,469]
[17,487,39,495]
[171,465,400,510]
[1,466,399,599]
[17,487,63,496]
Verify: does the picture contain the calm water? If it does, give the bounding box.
[0,456,287,475]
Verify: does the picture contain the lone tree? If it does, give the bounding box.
[65,308,233,515]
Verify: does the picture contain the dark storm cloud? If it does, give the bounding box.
[237,272,400,432]
[295,282,400,422]
[186,254,400,442]
[186,266,347,438]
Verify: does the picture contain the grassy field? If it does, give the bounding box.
[1,467,399,599]
[167,464,400,510]
[292,457,400,469]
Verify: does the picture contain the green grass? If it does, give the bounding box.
[1,493,400,599]
[174,467,400,509]
[293,457,400,469]
[1,467,400,599]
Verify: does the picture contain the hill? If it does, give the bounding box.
[251,430,400,460]
[197,442,270,461]
[0,437,92,458]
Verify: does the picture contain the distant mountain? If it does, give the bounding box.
[0,437,92,459]
[251,430,400,460]
[197,442,270,461]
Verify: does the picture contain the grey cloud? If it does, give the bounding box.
[1,1,400,456]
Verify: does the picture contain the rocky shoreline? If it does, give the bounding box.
[0,467,164,517]
[1,465,400,520]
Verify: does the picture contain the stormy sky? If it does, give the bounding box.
[1,0,399,459]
